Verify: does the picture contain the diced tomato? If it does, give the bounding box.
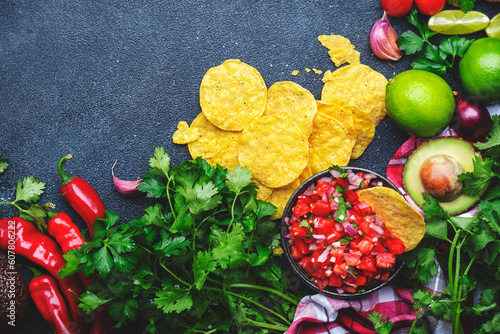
[345,190,358,204]
[356,172,365,179]
[292,203,310,218]
[384,237,406,254]
[299,256,315,276]
[310,200,331,217]
[313,267,328,280]
[379,270,391,282]
[296,196,313,207]
[291,246,302,260]
[372,243,385,254]
[295,239,310,255]
[357,239,373,255]
[342,284,358,293]
[316,278,329,291]
[317,218,334,235]
[353,203,373,216]
[312,249,329,267]
[329,273,343,287]
[357,255,377,272]
[345,274,367,287]
[333,262,349,277]
[343,252,361,266]
[376,253,396,268]
[326,229,343,243]
[310,194,321,203]
[330,246,346,261]
[290,222,311,237]
[316,180,331,197]
[337,177,349,190]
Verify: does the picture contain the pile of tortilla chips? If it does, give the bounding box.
[173,36,388,219]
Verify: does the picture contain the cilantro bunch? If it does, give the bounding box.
[401,116,500,334]
[397,9,474,77]
[61,147,302,333]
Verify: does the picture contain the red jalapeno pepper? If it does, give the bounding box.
[57,155,106,237]
[29,274,77,334]
[0,217,86,329]
[47,212,112,334]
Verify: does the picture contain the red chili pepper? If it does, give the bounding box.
[47,212,112,334]
[29,274,78,334]
[58,155,106,237]
[0,217,86,329]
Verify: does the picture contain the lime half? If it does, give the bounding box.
[486,13,500,38]
[428,10,490,35]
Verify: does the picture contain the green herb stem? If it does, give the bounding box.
[241,317,289,332]
[229,283,300,305]
[159,261,192,288]
[165,177,176,220]
[204,286,290,325]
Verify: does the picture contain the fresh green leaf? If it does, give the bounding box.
[0,157,8,174]
[153,230,190,257]
[137,176,166,198]
[367,311,393,334]
[193,251,217,290]
[154,286,193,314]
[78,291,111,313]
[476,115,500,151]
[15,176,45,203]
[425,217,449,241]
[398,30,426,55]
[149,147,171,177]
[459,156,497,196]
[447,0,476,13]
[93,246,114,278]
[225,165,252,195]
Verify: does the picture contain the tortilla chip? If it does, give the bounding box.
[268,178,301,220]
[238,115,309,188]
[264,81,317,137]
[318,35,360,67]
[187,113,241,162]
[199,59,267,131]
[308,112,351,174]
[172,121,201,144]
[358,187,425,251]
[321,64,388,126]
[316,100,356,152]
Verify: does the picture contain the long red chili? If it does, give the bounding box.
[29,274,77,334]
[47,212,112,334]
[0,217,86,329]
[58,154,106,237]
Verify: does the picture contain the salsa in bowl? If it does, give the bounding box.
[281,167,411,298]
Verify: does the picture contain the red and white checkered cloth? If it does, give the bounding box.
[285,131,461,334]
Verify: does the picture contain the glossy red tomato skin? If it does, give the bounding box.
[381,0,413,17]
[414,0,445,16]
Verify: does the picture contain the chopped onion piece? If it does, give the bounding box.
[317,249,329,263]
[329,169,341,178]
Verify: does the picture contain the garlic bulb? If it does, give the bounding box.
[370,12,404,61]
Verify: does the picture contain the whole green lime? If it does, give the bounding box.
[385,70,455,138]
[459,37,500,105]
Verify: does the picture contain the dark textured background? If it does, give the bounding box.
[0,0,498,333]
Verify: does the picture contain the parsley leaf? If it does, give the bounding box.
[459,156,498,196]
[397,9,474,77]
[447,0,476,12]
[154,286,193,314]
[15,176,45,203]
[367,311,393,334]
[0,157,8,174]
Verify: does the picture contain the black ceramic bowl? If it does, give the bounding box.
[281,167,404,299]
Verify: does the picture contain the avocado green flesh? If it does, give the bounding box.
[403,137,480,215]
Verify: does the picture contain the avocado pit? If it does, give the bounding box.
[419,154,464,202]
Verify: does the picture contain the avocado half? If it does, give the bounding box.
[402,137,481,216]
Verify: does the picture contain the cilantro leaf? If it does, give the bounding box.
[137,175,167,198]
[367,311,393,334]
[447,0,476,12]
[153,230,190,257]
[15,176,45,203]
[226,165,252,195]
[212,223,248,269]
[149,147,171,177]
[476,115,500,152]
[154,286,193,314]
[398,30,426,55]
[403,246,438,284]
[459,156,498,196]
[78,290,112,313]
[193,251,217,290]
[0,157,8,174]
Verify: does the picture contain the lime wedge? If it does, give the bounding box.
[428,10,490,35]
[486,13,500,38]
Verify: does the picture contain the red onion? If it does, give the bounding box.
[451,92,492,141]
[342,221,357,236]
[329,169,341,178]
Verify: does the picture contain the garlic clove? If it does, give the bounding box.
[112,161,143,197]
[370,12,404,61]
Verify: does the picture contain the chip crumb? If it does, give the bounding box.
[312,68,323,75]
[305,68,311,72]
[291,70,299,76]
